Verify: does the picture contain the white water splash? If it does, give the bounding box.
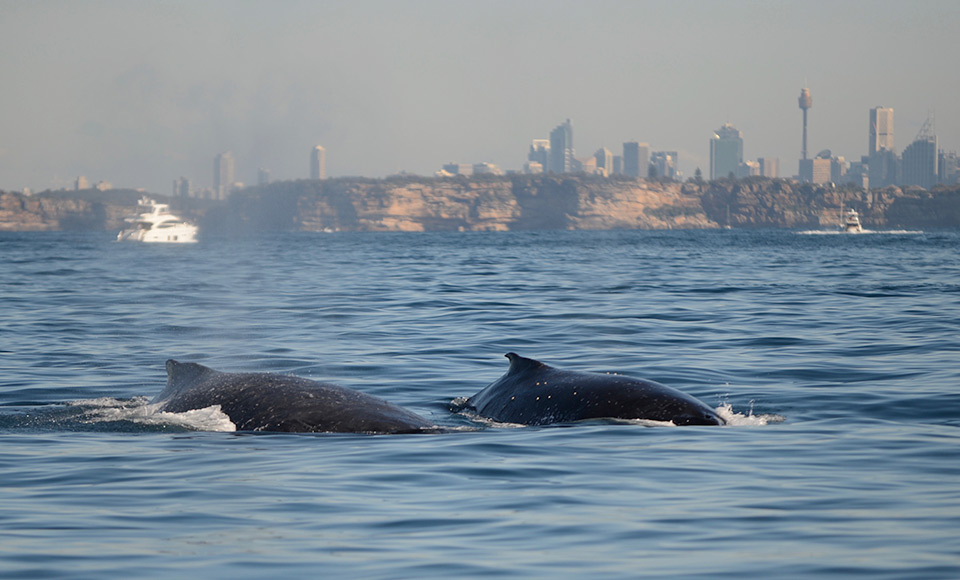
[797,229,923,235]
[607,417,679,428]
[716,402,784,426]
[451,398,769,429]
[70,397,237,432]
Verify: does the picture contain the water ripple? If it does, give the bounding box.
[1,230,959,578]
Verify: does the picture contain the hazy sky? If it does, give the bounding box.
[2,0,958,193]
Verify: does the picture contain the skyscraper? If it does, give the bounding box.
[799,153,832,185]
[548,119,573,173]
[311,146,326,180]
[939,151,960,185]
[594,147,613,177]
[868,107,896,187]
[869,107,894,153]
[528,139,550,168]
[901,136,938,190]
[622,142,650,178]
[869,149,899,189]
[173,176,191,198]
[758,157,779,178]
[651,151,680,180]
[214,151,235,200]
[798,87,812,161]
[709,124,743,180]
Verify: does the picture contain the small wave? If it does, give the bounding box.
[71,398,237,432]
[455,409,529,429]
[797,229,923,235]
[68,396,151,408]
[605,417,679,428]
[449,396,470,410]
[451,399,773,428]
[716,403,784,426]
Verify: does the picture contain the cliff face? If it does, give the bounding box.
[885,188,960,228]
[0,190,146,231]
[698,179,919,229]
[3,179,959,233]
[306,178,521,232]
[205,176,716,233]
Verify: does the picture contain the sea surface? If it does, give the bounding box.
[1,228,959,578]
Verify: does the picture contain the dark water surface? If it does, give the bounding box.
[2,229,959,578]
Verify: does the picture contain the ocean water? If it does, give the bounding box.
[1,228,959,578]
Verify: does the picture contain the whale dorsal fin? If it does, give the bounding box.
[154,360,216,403]
[504,352,547,374]
[166,359,213,386]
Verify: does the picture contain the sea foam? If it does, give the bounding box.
[72,397,237,432]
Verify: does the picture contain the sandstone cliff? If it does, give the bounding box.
[698,178,923,229]
[203,175,716,233]
[3,178,959,234]
[0,190,153,231]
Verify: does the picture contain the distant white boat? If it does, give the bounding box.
[117,197,198,243]
[842,208,863,233]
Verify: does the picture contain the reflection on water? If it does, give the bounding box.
[1,229,959,578]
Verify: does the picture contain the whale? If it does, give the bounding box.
[154,360,436,434]
[463,353,725,426]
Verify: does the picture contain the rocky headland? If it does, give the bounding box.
[3,176,959,233]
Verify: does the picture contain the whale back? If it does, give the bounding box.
[155,360,434,433]
[466,353,724,426]
[464,352,549,417]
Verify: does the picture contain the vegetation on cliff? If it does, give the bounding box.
[199,174,714,234]
[886,186,960,228]
[698,178,944,229]
[0,189,145,231]
[2,177,959,233]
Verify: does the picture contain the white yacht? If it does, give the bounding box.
[842,208,863,233]
[117,197,199,243]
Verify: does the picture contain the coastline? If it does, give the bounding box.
[3,175,958,233]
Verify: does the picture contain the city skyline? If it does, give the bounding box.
[1,1,958,194]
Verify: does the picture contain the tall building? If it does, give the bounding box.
[869,107,894,153]
[831,156,847,184]
[310,145,326,180]
[867,106,896,187]
[548,119,574,173]
[651,151,679,180]
[573,156,598,174]
[74,176,89,190]
[173,177,191,198]
[709,124,743,180]
[798,87,812,161]
[801,150,846,185]
[799,156,832,184]
[869,149,899,189]
[594,147,613,177]
[843,159,869,189]
[739,160,760,178]
[258,168,271,186]
[939,151,960,185]
[758,157,779,178]
[901,136,938,190]
[622,142,650,178]
[529,139,549,168]
[214,151,235,200]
